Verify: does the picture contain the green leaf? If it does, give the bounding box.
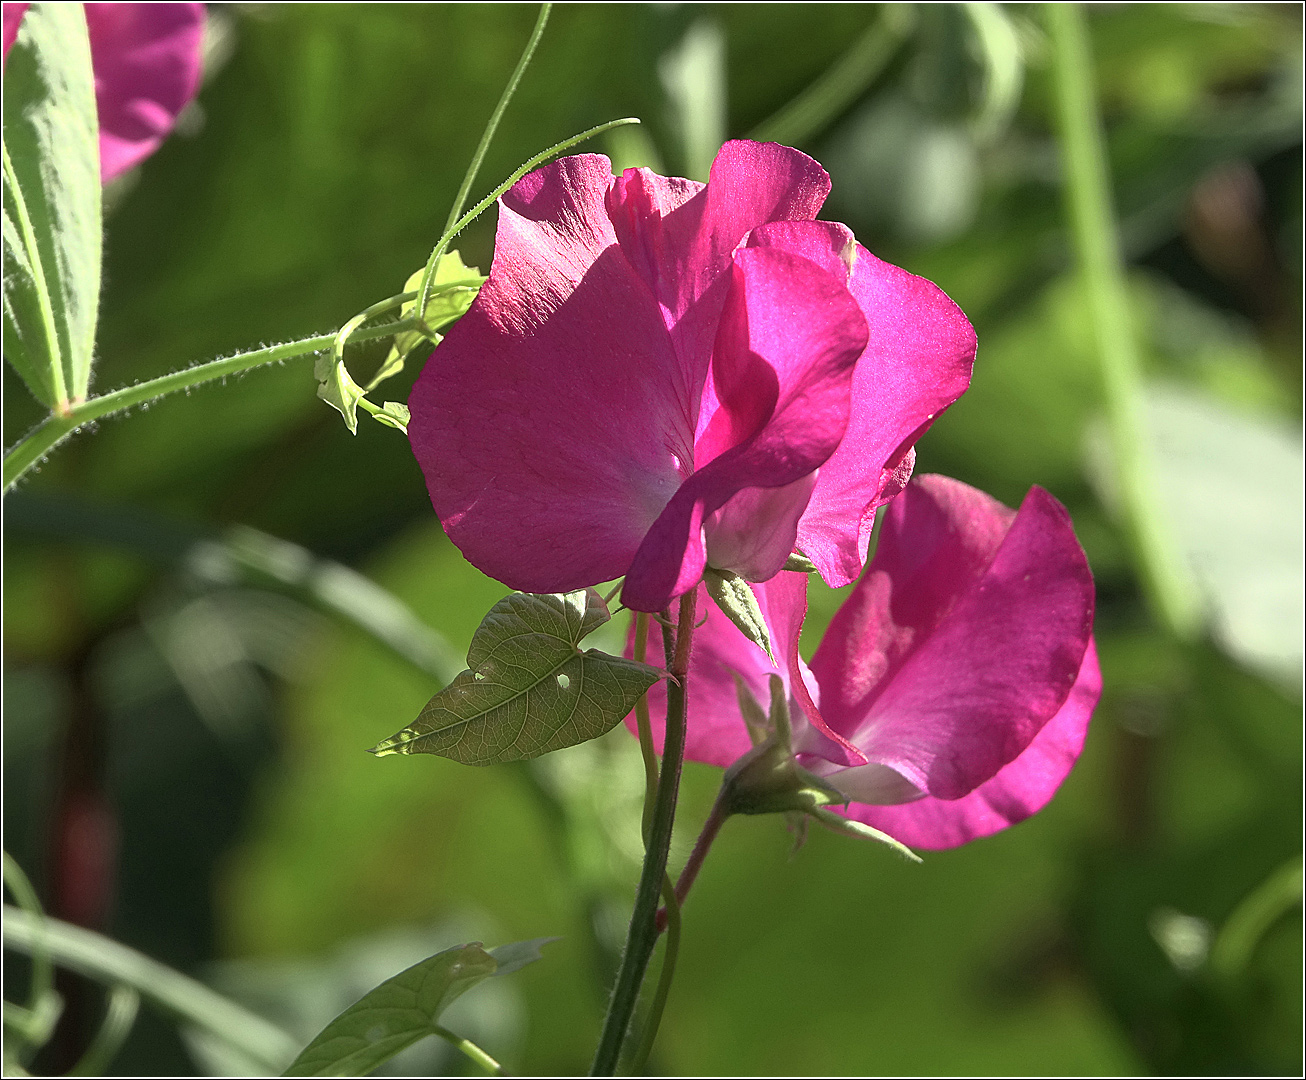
[371,589,663,764]
[2,3,103,410]
[704,568,776,664]
[363,399,411,433]
[371,252,485,390]
[282,943,497,1077]
[313,351,367,435]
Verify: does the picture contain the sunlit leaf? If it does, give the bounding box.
[313,351,367,435]
[371,590,662,764]
[369,401,411,433]
[2,2,102,410]
[282,943,496,1077]
[371,252,485,390]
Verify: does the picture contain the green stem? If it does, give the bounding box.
[331,289,418,366]
[2,141,69,414]
[590,590,696,1076]
[66,984,139,1077]
[431,1024,504,1075]
[627,613,683,1072]
[630,877,680,1076]
[2,853,58,1049]
[1045,3,1200,639]
[1210,857,1303,982]
[632,613,660,842]
[2,906,299,1073]
[2,318,418,492]
[418,3,552,321]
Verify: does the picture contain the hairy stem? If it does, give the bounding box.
[656,791,728,933]
[590,590,697,1075]
[2,318,417,492]
[630,875,681,1075]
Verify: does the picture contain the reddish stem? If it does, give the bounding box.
[655,791,730,933]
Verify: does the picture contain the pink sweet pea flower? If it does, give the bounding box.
[630,474,1100,850]
[3,2,205,183]
[408,141,975,613]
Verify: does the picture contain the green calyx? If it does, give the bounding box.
[714,673,923,863]
[719,673,845,817]
[720,738,847,817]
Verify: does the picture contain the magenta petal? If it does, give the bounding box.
[610,142,832,435]
[2,3,29,62]
[409,154,697,595]
[620,245,867,611]
[796,247,976,586]
[703,472,817,583]
[806,476,1095,798]
[840,640,1101,849]
[83,3,205,183]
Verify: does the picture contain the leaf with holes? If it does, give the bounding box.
[370,589,663,764]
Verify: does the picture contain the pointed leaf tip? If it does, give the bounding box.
[809,806,922,863]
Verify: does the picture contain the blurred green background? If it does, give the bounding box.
[4,3,1301,1075]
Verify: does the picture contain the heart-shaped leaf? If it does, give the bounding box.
[2,2,102,411]
[371,590,663,764]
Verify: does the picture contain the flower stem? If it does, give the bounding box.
[590,590,697,1076]
[629,875,681,1076]
[2,318,417,492]
[655,792,728,933]
[627,613,682,1073]
[1045,2,1200,639]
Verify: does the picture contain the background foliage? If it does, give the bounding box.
[4,3,1301,1075]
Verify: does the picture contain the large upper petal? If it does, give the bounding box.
[409,154,694,594]
[620,244,867,611]
[83,3,205,183]
[804,475,1096,799]
[793,245,976,587]
[840,640,1100,849]
[609,141,832,437]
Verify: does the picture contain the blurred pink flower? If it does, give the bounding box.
[3,2,205,183]
[631,474,1100,849]
[408,141,975,613]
